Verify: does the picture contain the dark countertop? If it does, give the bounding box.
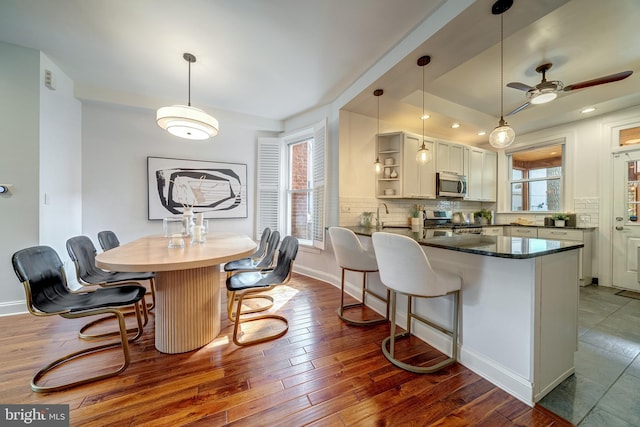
[348,226,584,259]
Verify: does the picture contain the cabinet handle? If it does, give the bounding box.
[550,232,567,235]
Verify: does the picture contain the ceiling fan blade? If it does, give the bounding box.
[507,82,534,91]
[507,102,530,116]
[564,70,633,91]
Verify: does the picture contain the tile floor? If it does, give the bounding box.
[539,285,640,426]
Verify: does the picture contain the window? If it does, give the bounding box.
[508,143,564,212]
[257,119,326,249]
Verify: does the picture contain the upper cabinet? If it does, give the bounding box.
[403,134,436,199]
[375,132,403,198]
[436,141,464,175]
[465,148,497,202]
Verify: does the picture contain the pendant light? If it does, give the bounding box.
[157,53,219,140]
[416,55,432,164]
[489,0,515,149]
[373,89,383,174]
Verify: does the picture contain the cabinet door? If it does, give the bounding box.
[403,135,435,198]
[418,139,436,198]
[467,149,483,200]
[437,142,464,175]
[402,134,420,197]
[482,151,497,202]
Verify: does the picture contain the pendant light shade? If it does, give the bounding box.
[374,89,383,173]
[489,0,515,149]
[157,53,219,140]
[416,55,432,164]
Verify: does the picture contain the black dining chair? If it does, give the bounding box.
[12,245,146,392]
[97,230,156,310]
[224,230,281,320]
[97,230,121,251]
[66,235,152,339]
[226,235,298,346]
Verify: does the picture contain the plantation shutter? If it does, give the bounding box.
[312,118,327,249]
[256,137,282,236]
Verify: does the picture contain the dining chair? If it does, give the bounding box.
[97,230,120,251]
[224,230,281,320]
[372,232,461,373]
[225,235,298,346]
[12,245,146,392]
[97,230,156,310]
[66,235,152,339]
[249,227,272,260]
[328,226,389,325]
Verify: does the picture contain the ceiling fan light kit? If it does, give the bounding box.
[489,0,515,149]
[157,53,219,140]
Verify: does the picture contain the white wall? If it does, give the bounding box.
[0,43,81,315]
[80,102,282,249]
[39,52,82,275]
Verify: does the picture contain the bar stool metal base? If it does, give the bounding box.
[382,290,459,374]
[338,267,389,326]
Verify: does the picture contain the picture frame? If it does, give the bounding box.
[147,156,248,220]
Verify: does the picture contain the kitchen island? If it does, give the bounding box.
[348,226,583,405]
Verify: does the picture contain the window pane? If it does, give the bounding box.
[288,139,313,244]
[512,169,523,180]
[509,144,563,212]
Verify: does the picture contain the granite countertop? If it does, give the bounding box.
[348,226,584,259]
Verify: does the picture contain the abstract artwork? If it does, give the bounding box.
[147,156,248,220]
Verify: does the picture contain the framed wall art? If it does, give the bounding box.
[147,156,248,220]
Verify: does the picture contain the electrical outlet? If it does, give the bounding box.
[340,205,351,213]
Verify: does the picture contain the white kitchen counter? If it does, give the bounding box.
[349,227,581,406]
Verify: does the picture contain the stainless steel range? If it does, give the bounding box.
[423,210,483,235]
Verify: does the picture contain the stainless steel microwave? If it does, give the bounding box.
[436,172,466,198]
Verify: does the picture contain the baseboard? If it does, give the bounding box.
[0,300,27,317]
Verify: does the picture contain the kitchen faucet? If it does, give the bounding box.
[376,202,389,228]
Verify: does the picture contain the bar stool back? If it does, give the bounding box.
[372,232,461,373]
[328,226,389,326]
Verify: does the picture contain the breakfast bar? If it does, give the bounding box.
[349,226,583,405]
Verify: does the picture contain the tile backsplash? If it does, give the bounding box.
[339,197,490,227]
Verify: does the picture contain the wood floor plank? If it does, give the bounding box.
[0,273,572,426]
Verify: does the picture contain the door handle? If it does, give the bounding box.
[616,226,624,231]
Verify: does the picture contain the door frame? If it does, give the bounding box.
[601,111,640,288]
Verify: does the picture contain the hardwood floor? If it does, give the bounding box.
[0,273,571,426]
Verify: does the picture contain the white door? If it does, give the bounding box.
[612,150,640,290]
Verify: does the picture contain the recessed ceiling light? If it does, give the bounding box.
[581,107,596,114]
[477,131,486,136]
[421,114,430,120]
[451,122,461,129]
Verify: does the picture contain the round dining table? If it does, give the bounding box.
[95,232,256,354]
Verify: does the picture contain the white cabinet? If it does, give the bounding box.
[508,226,538,238]
[436,141,464,175]
[403,134,436,199]
[375,132,403,199]
[465,148,497,202]
[482,226,503,236]
[537,227,593,285]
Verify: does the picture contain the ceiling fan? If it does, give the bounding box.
[506,62,633,115]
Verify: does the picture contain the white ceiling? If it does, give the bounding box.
[1,0,639,144]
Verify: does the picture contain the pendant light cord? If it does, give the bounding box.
[187,59,192,107]
[499,13,504,121]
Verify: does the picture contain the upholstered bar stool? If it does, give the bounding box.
[372,232,461,374]
[328,226,389,326]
